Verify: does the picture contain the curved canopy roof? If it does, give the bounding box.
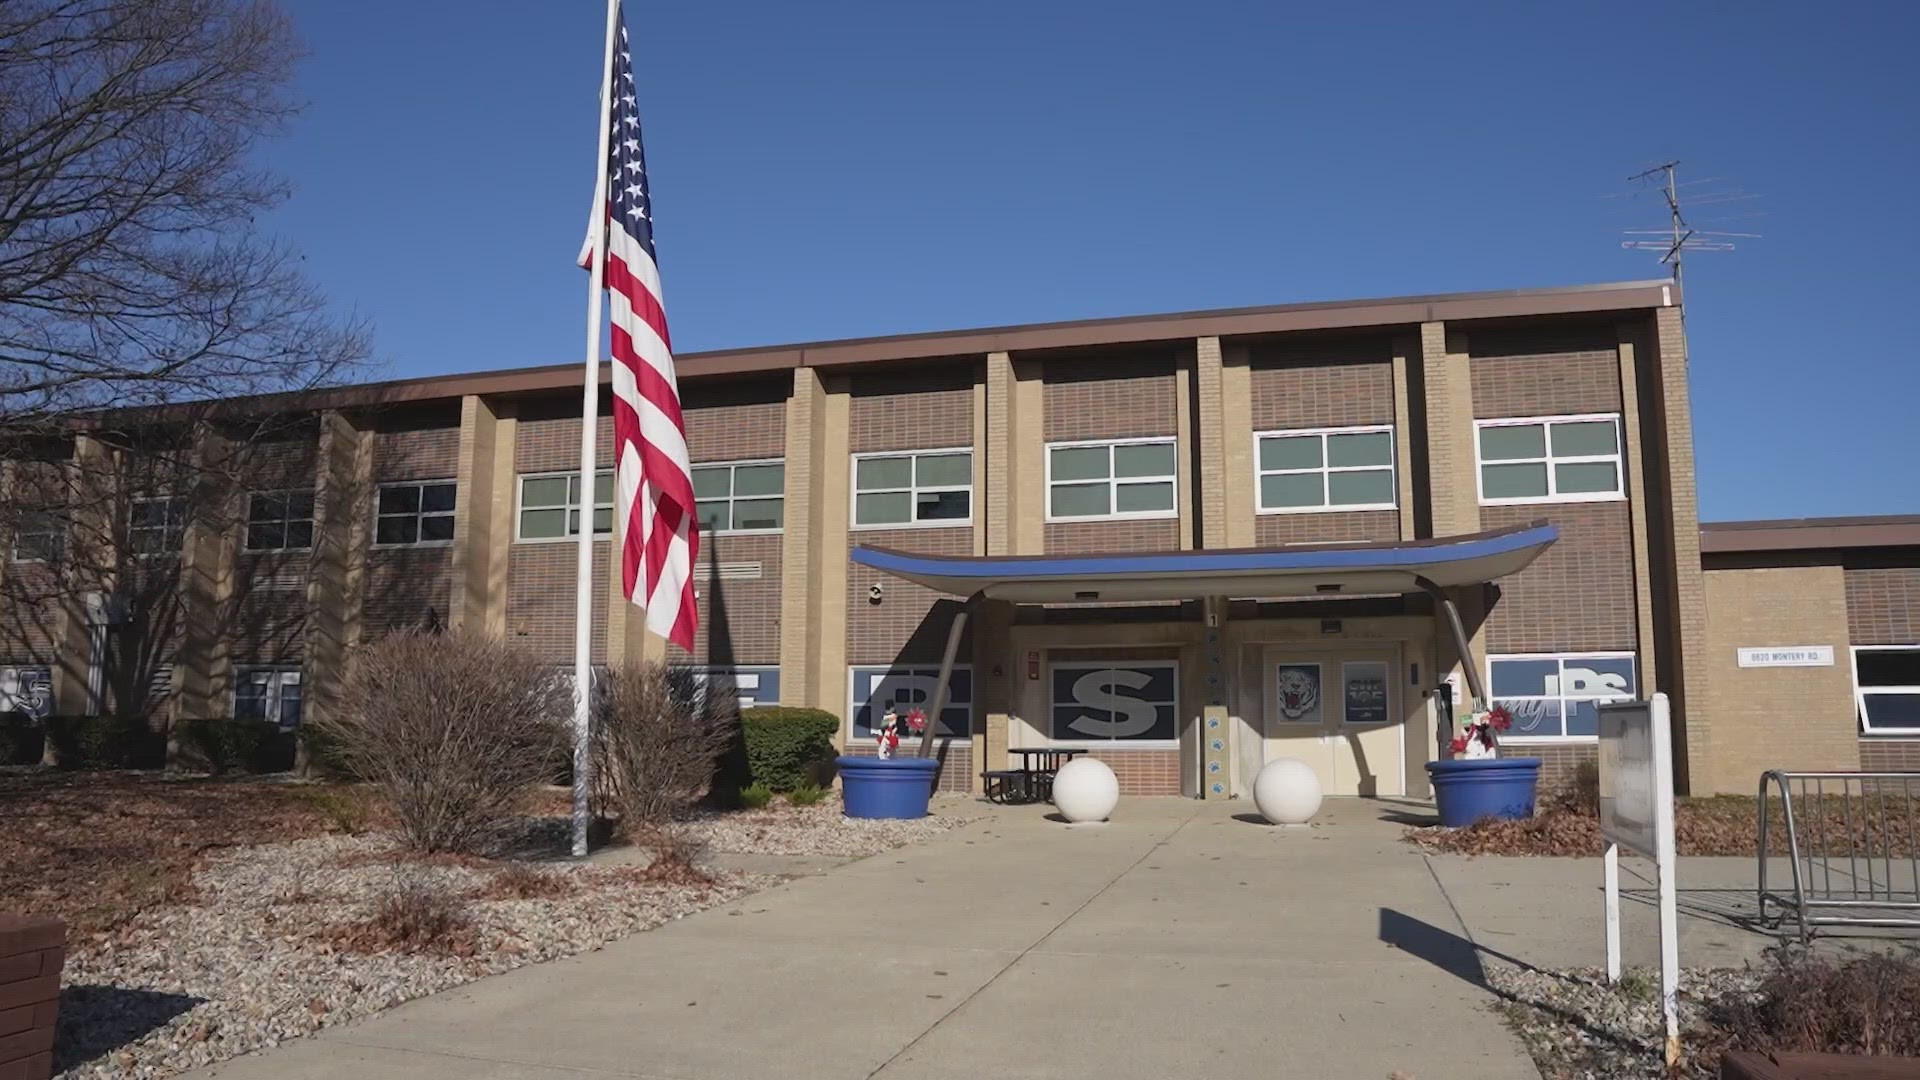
[851,522,1557,603]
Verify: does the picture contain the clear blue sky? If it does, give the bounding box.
[270,0,1918,522]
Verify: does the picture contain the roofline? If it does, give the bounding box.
[285,278,1678,412]
[1699,515,1920,554]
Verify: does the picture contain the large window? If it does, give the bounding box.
[1489,653,1636,740]
[693,460,785,534]
[128,497,188,557]
[517,470,612,541]
[1855,646,1920,735]
[1256,426,1396,513]
[849,665,973,741]
[679,665,781,710]
[10,510,64,563]
[245,491,315,552]
[1477,414,1624,505]
[375,481,456,546]
[1048,661,1179,744]
[235,667,302,729]
[852,450,972,528]
[0,666,52,720]
[1046,438,1177,521]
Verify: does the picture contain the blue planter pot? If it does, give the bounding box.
[1426,757,1542,827]
[836,755,939,819]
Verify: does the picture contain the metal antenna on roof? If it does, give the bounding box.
[1617,161,1759,289]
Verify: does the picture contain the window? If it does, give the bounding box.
[1854,646,1920,735]
[693,460,785,534]
[1489,653,1636,740]
[1476,414,1624,505]
[852,449,972,528]
[0,666,51,720]
[1256,426,1396,513]
[680,665,781,710]
[1048,661,1179,744]
[245,491,315,552]
[1046,438,1177,520]
[234,667,302,729]
[849,665,973,741]
[128,497,188,557]
[517,470,612,541]
[375,480,456,546]
[10,511,64,563]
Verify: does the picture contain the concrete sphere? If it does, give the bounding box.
[1052,757,1119,823]
[1253,758,1323,825]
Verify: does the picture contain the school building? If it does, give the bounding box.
[3,278,1916,797]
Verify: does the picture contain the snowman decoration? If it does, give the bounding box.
[873,706,929,759]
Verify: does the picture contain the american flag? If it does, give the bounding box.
[582,8,698,650]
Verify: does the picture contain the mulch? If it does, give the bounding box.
[1406,795,1920,858]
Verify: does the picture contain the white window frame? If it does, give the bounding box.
[1254,424,1397,515]
[515,469,613,543]
[127,496,189,558]
[372,479,458,548]
[1043,436,1179,523]
[847,664,975,744]
[9,509,65,563]
[849,447,974,530]
[1853,645,1920,736]
[233,666,302,729]
[1487,651,1637,744]
[1045,659,1181,748]
[1474,413,1626,506]
[242,489,315,553]
[692,458,786,536]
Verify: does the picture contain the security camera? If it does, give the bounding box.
[867,582,884,604]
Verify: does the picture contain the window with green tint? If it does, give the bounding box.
[1255,427,1396,512]
[853,449,972,526]
[517,470,613,540]
[1046,440,1178,519]
[1476,415,1624,504]
[693,460,786,534]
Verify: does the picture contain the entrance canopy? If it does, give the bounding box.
[851,521,1556,603]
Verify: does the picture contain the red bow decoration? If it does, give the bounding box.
[905,707,928,734]
[1487,704,1513,732]
[1448,735,1469,755]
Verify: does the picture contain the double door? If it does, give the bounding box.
[1260,645,1404,797]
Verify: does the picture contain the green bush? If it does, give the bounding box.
[1,712,42,765]
[45,714,164,769]
[738,782,773,809]
[737,706,838,792]
[787,782,828,807]
[177,716,279,774]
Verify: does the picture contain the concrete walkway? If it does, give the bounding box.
[183,798,1801,1080]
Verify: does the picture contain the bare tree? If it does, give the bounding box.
[592,664,735,843]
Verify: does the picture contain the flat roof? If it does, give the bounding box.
[1699,515,1920,554]
[285,278,1677,411]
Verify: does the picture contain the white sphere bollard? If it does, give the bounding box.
[1252,758,1323,825]
[1051,756,1119,824]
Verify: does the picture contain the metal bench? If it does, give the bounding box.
[981,769,1031,804]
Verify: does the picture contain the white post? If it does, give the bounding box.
[1651,692,1680,1069]
[571,0,621,860]
[1603,840,1621,983]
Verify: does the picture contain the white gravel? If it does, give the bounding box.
[677,794,977,857]
[1487,963,1762,1079]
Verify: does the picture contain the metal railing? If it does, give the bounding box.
[1756,770,1920,943]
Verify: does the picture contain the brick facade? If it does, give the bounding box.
[1247,347,1395,429]
[1481,501,1638,653]
[1468,327,1623,418]
[1042,357,1178,441]
[1084,747,1183,796]
[0,914,63,1080]
[672,381,790,666]
[1845,566,1920,644]
[1254,509,1398,547]
[1860,739,1920,771]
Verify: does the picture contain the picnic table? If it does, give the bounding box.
[982,747,1086,804]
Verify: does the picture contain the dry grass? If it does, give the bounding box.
[322,876,478,957]
[0,771,345,935]
[473,862,576,901]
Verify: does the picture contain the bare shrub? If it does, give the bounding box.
[1545,760,1600,815]
[1709,949,1920,1058]
[592,663,735,845]
[328,872,476,956]
[317,629,567,855]
[476,862,575,901]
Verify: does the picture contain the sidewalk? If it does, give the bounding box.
[181,798,1786,1080]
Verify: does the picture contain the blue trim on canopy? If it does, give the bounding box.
[851,523,1558,581]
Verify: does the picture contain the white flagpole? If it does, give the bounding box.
[571,0,621,860]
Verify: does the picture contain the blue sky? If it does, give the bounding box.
[270,0,1918,521]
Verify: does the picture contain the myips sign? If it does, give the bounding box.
[1049,663,1178,742]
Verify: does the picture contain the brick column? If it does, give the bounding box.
[448,395,515,638]
[972,598,1016,793]
[0,914,64,1080]
[1391,334,1418,540]
[1420,321,1484,729]
[1649,304,1711,793]
[49,435,117,720]
[172,427,238,731]
[777,368,849,718]
[301,411,372,760]
[1194,337,1227,550]
[1011,360,1044,555]
[1617,328,1659,698]
[1220,345,1255,549]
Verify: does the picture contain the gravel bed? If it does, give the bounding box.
[53,833,766,1079]
[1487,963,1762,1079]
[677,794,978,857]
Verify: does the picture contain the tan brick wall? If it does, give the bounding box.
[0,914,63,1080]
[507,543,608,663]
[513,408,614,473]
[1420,323,1479,537]
[845,526,972,666]
[1649,304,1711,794]
[1045,518,1181,554]
[683,382,789,461]
[1247,348,1395,429]
[1860,739,1920,771]
[373,422,460,481]
[1482,501,1637,653]
[1531,743,1599,792]
[849,370,975,452]
[1469,327,1624,418]
[364,548,452,633]
[1084,747,1182,795]
[1043,358,1178,441]
[1845,567,1920,644]
[1700,565,1859,793]
[1254,509,1399,547]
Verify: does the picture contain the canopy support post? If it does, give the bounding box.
[918,595,976,760]
[1418,576,1487,713]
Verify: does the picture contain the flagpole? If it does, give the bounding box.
[571,0,621,860]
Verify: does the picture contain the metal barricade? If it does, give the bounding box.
[1756,770,1920,943]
